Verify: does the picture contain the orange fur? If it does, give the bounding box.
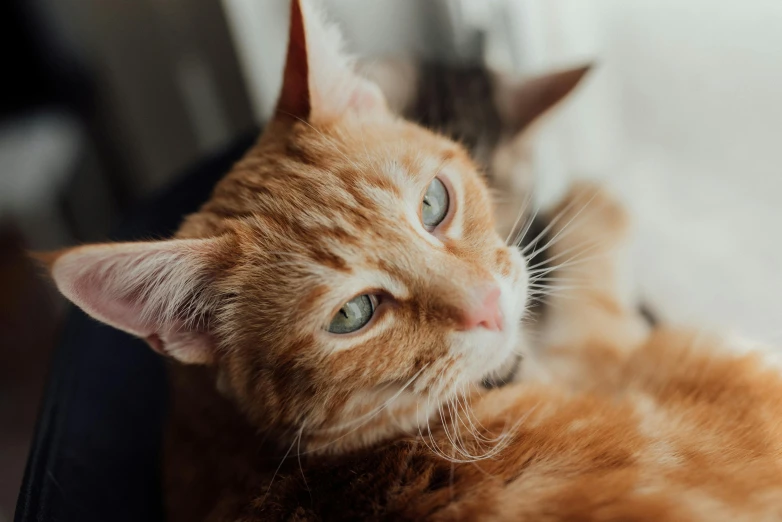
[200,184,782,522]
[41,1,782,520]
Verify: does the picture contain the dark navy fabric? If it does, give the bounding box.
[15,131,258,522]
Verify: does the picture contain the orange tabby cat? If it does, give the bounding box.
[44,1,782,520]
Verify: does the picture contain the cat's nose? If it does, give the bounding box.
[457,286,503,332]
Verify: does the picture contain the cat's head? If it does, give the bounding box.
[45,0,528,452]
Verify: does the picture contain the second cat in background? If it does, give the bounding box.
[361,56,590,240]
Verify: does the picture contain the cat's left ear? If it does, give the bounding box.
[39,237,235,365]
[493,64,592,135]
[275,0,388,124]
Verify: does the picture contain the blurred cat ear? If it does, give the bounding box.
[41,237,232,365]
[358,56,419,115]
[275,0,388,124]
[493,64,592,135]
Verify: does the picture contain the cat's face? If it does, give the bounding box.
[45,0,526,452]
[196,112,528,449]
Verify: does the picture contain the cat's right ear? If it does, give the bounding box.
[493,64,592,135]
[275,0,389,124]
[39,237,235,365]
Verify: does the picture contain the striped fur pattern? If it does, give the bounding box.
[43,1,782,520]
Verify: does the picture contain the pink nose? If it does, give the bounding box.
[458,286,503,332]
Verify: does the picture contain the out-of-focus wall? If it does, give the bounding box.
[45,0,254,196]
[508,0,782,342]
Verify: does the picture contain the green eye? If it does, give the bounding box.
[422,178,449,228]
[328,294,375,334]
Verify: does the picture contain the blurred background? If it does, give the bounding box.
[2,0,782,518]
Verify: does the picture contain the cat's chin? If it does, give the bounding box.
[476,322,523,389]
[455,316,521,389]
[481,353,522,389]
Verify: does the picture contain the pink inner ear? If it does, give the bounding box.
[61,254,167,338]
[276,0,311,120]
[50,239,221,366]
[274,0,389,124]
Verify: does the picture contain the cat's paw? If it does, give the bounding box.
[546,181,630,257]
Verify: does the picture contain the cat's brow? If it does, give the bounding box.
[440,149,458,163]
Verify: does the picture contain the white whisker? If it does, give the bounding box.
[259,434,299,507]
[523,189,601,261]
[304,364,430,454]
[512,205,541,248]
[517,188,589,254]
[504,191,535,245]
